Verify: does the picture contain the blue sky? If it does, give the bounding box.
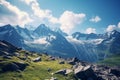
[0,0,120,34]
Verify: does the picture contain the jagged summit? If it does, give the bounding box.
[0,24,14,31]
[0,24,120,62]
[33,24,52,37]
[0,24,24,47]
[54,28,68,36]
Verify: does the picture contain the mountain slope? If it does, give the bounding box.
[72,32,99,40]
[0,24,24,47]
[26,24,77,58]
[99,55,120,66]
[72,30,120,61]
[15,25,33,41]
[0,24,120,62]
[97,30,120,60]
[33,24,52,37]
[0,41,120,80]
[0,40,73,80]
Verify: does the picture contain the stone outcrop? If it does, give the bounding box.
[33,57,41,62]
[1,62,28,72]
[74,65,97,80]
[54,69,72,75]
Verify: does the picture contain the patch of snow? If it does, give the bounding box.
[74,34,79,38]
[66,36,84,44]
[33,38,49,44]
[24,37,50,45]
[48,35,56,41]
[86,39,104,45]
[9,30,13,36]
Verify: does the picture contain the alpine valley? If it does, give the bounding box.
[0,24,120,62]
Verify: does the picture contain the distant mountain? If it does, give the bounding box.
[33,24,53,37]
[72,30,120,61]
[15,25,33,41]
[54,28,68,36]
[0,24,77,58]
[97,30,120,57]
[72,32,99,40]
[72,32,87,40]
[26,24,77,58]
[0,24,24,47]
[109,30,120,54]
[0,24,120,62]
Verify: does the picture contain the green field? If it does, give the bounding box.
[0,50,75,80]
[98,55,120,66]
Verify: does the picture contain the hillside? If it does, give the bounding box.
[0,40,73,80]
[0,51,73,80]
[0,40,120,80]
[98,55,120,66]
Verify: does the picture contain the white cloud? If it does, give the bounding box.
[49,17,59,24]
[21,0,34,5]
[106,25,116,32]
[85,28,96,34]
[118,22,120,28]
[0,23,5,26]
[59,11,86,33]
[106,22,120,32]
[31,2,52,18]
[0,0,32,27]
[90,16,101,23]
[22,1,86,33]
[22,0,54,20]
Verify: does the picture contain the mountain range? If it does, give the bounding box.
[0,24,120,62]
[0,39,119,80]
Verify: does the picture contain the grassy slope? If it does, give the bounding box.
[98,55,120,66]
[0,50,74,80]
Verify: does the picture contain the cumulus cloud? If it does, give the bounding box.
[22,0,58,23]
[90,16,101,23]
[21,0,34,5]
[59,11,86,33]
[106,25,116,32]
[85,28,96,34]
[0,0,32,27]
[0,0,86,33]
[31,1,52,18]
[118,22,120,28]
[22,0,86,33]
[49,17,59,24]
[106,22,120,32]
